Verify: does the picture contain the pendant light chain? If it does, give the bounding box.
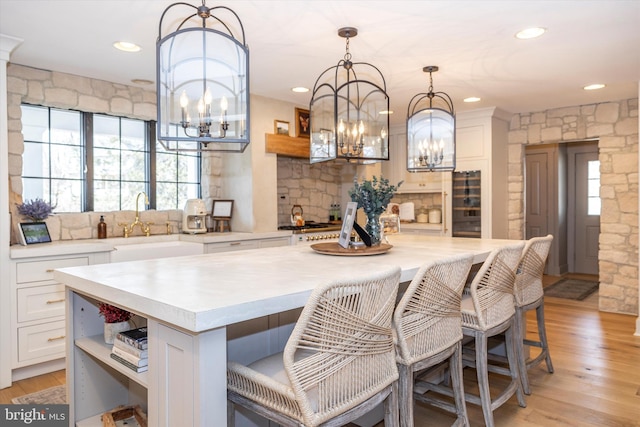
[344,35,352,62]
[428,70,434,95]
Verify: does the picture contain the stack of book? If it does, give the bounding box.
[110,327,148,373]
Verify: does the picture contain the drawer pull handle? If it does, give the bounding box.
[46,269,54,273]
[46,299,65,304]
[230,242,241,246]
[47,335,65,342]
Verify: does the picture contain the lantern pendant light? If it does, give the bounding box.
[406,66,456,172]
[156,1,250,153]
[309,27,390,164]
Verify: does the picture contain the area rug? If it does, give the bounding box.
[11,385,66,404]
[544,278,599,301]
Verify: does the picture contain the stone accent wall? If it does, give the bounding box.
[5,64,212,241]
[508,98,639,315]
[276,157,347,225]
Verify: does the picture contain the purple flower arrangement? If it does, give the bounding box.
[16,198,55,222]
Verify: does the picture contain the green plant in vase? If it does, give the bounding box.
[349,176,402,246]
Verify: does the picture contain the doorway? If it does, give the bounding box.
[567,142,600,275]
[524,141,600,276]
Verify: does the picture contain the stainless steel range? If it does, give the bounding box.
[278,222,342,245]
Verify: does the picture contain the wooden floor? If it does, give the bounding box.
[2,275,639,427]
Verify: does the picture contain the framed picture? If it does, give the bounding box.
[212,200,234,219]
[18,222,52,245]
[338,202,358,249]
[295,108,310,138]
[274,120,289,136]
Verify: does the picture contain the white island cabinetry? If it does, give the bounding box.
[56,235,518,426]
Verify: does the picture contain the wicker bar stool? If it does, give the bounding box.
[227,266,401,427]
[460,242,526,427]
[394,254,474,427]
[513,234,554,395]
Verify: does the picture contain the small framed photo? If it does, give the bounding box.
[338,202,358,249]
[274,120,289,136]
[18,222,52,245]
[212,200,234,219]
[295,108,310,138]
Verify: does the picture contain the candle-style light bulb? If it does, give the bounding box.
[204,88,212,105]
[380,127,387,139]
[338,119,345,134]
[220,96,228,112]
[180,91,189,125]
[197,98,205,114]
[180,91,189,108]
[358,120,365,135]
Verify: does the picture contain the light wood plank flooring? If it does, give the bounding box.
[2,275,639,427]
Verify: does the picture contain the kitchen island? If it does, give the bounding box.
[54,235,519,427]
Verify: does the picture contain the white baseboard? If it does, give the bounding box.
[12,358,65,383]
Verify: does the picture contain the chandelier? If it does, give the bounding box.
[309,27,390,164]
[406,66,455,172]
[156,1,250,153]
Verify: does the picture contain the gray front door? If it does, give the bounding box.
[568,143,600,275]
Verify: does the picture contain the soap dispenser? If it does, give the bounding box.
[98,215,107,239]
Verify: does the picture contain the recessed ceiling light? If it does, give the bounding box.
[291,87,309,93]
[515,27,546,40]
[113,41,141,52]
[131,79,154,86]
[379,110,393,115]
[584,83,605,91]
[463,97,481,103]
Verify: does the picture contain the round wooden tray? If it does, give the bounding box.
[310,242,393,256]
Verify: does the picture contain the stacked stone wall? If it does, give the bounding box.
[508,99,639,315]
[5,64,205,241]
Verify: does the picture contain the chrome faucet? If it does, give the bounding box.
[118,192,153,237]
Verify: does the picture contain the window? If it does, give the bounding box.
[587,160,601,215]
[20,104,200,212]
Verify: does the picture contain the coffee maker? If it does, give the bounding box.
[182,199,208,234]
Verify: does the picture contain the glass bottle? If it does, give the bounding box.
[98,215,107,239]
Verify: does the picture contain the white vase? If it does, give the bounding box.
[104,321,131,344]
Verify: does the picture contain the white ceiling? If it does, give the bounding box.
[1,0,639,126]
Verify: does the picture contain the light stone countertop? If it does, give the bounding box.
[54,235,519,333]
[9,230,292,259]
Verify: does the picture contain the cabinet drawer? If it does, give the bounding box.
[17,284,65,322]
[205,240,260,253]
[16,256,90,283]
[17,321,66,363]
[258,237,290,248]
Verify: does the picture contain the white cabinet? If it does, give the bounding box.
[9,252,109,379]
[384,131,445,193]
[455,107,511,239]
[383,127,452,236]
[205,236,290,253]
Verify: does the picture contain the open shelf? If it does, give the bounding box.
[265,133,310,158]
[75,334,148,388]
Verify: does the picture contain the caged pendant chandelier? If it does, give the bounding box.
[156,1,250,153]
[406,66,456,172]
[309,27,390,164]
